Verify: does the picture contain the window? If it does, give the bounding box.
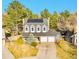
[32,28,34,31]
[26,28,28,31]
[25,25,29,32]
[44,27,45,31]
[42,25,47,32]
[36,25,41,32]
[38,28,39,31]
[30,25,35,32]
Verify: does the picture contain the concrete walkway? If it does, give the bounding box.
[2,46,15,59]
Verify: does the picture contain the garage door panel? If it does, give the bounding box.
[48,36,55,42]
[40,36,47,42]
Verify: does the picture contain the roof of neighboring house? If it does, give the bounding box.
[27,19,43,23]
[22,30,60,38]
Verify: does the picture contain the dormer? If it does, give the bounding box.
[30,25,35,33]
[36,25,41,33]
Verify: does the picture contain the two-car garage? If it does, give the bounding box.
[40,36,55,42]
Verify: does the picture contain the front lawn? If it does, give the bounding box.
[5,36,38,58]
[56,39,77,59]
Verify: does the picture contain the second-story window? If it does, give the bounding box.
[26,28,28,31]
[36,25,41,32]
[30,25,35,32]
[44,27,45,31]
[32,28,34,31]
[38,28,39,31]
[42,25,47,32]
[25,25,29,32]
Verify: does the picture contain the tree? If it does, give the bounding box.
[57,16,66,31]
[3,0,32,35]
[60,10,70,20]
[50,11,59,29]
[40,8,50,18]
[30,14,38,19]
[26,34,35,44]
[2,13,14,33]
[67,13,77,32]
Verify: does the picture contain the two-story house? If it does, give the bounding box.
[22,18,60,42]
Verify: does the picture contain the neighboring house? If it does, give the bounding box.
[23,18,60,42]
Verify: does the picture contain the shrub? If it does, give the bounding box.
[56,39,77,59]
[6,42,38,58]
[31,47,38,56]
[31,42,37,47]
[16,36,23,45]
[26,34,35,44]
[5,32,11,37]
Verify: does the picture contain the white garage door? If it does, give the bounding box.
[48,36,55,42]
[40,36,47,42]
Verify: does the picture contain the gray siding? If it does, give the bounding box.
[23,19,49,33]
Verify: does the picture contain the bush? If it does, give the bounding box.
[5,32,11,37]
[16,36,23,45]
[26,34,35,44]
[6,42,38,58]
[31,42,37,47]
[56,39,77,59]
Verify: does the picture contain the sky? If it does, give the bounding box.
[2,0,77,14]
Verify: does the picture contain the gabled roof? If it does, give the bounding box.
[27,19,43,23]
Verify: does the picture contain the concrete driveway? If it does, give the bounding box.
[19,43,58,59]
[37,42,57,59]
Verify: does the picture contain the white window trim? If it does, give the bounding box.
[25,25,29,33]
[42,25,47,33]
[36,25,41,33]
[30,25,35,33]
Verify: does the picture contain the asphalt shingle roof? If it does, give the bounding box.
[27,19,43,23]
